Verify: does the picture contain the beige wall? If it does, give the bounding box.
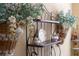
[15,29,26,56]
[72,3,79,17]
[72,3,79,32]
[71,3,79,56]
[44,3,71,13]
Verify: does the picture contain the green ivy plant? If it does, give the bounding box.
[58,11,77,28]
[0,3,44,22]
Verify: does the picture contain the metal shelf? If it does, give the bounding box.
[26,19,61,56]
[28,40,61,47]
[33,19,60,24]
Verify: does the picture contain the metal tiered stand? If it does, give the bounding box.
[26,19,62,56]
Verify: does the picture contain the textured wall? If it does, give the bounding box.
[15,28,26,56]
[71,3,79,56]
[72,3,79,32]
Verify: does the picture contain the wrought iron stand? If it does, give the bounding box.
[26,19,62,56]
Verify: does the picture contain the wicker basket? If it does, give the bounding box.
[0,21,10,34]
[55,24,65,44]
[0,21,17,55]
[0,39,16,51]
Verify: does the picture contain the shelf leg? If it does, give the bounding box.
[51,46,52,56]
[41,48,42,56]
[37,47,39,56]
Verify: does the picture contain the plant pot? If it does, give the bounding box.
[0,21,10,34]
[55,24,67,44]
[0,20,17,55]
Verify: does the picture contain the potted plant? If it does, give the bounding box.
[56,10,77,44]
[0,3,44,38]
[0,3,44,55]
[57,10,76,32]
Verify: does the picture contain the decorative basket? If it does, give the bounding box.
[55,24,66,44]
[0,16,17,55]
[0,21,10,34]
[0,22,17,55]
[0,39,16,51]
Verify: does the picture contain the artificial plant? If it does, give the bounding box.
[57,11,76,28]
[0,3,44,23]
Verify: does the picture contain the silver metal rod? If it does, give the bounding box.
[33,19,60,24]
